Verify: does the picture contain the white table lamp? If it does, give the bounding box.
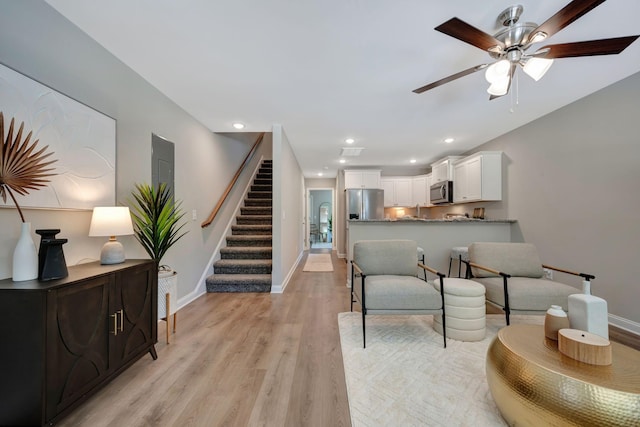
[89,206,134,264]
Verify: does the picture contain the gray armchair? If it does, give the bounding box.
[467,242,595,325]
[351,239,447,348]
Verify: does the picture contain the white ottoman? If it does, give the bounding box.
[432,278,486,342]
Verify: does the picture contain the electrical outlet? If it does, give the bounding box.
[543,268,553,280]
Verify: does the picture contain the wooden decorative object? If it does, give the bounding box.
[558,328,612,365]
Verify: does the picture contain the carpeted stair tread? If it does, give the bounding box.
[244,199,271,207]
[206,274,272,293]
[226,235,272,247]
[248,191,272,199]
[232,225,272,235]
[214,259,272,274]
[220,247,272,259]
[240,206,272,215]
[236,215,272,225]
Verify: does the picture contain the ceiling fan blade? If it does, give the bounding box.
[540,36,640,58]
[435,18,504,51]
[413,64,488,94]
[531,0,606,40]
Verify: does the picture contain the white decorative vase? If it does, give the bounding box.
[544,305,569,341]
[12,222,38,281]
[568,281,609,340]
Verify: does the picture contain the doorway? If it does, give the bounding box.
[308,189,334,250]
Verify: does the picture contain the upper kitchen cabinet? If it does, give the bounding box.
[380,177,412,207]
[453,151,502,203]
[344,169,381,189]
[411,174,430,206]
[430,156,463,183]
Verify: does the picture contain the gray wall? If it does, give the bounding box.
[459,72,640,327]
[0,2,260,304]
[271,125,304,292]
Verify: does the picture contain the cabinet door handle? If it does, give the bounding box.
[111,313,118,336]
[119,309,124,332]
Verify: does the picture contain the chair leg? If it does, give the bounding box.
[458,255,462,278]
[438,274,447,348]
[448,257,453,277]
[362,310,366,348]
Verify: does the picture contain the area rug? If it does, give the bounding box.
[302,253,333,272]
[338,312,543,427]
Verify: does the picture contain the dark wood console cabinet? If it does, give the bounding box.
[0,259,157,426]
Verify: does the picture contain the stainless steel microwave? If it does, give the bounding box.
[430,181,453,204]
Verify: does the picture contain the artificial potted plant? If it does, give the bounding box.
[129,182,188,333]
[128,182,188,268]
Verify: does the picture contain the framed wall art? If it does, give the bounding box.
[0,63,116,210]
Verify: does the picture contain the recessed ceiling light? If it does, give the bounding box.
[317,172,323,177]
[339,159,346,164]
[444,137,455,143]
[410,159,417,164]
[232,122,245,129]
[345,138,355,144]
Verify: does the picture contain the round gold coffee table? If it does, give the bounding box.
[486,324,640,426]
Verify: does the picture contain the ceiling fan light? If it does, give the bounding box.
[487,76,510,96]
[523,57,554,81]
[530,31,548,43]
[485,60,510,83]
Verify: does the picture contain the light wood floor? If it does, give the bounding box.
[59,249,352,427]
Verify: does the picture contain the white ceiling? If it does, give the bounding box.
[45,0,640,178]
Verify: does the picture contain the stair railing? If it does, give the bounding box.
[201,132,266,228]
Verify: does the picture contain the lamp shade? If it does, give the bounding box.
[89,207,134,264]
[485,60,510,83]
[89,207,134,237]
[523,57,554,81]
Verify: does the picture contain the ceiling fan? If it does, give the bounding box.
[413,0,639,99]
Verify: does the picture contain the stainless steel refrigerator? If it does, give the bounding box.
[346,188,384,221]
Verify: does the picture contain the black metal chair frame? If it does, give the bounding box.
[350,260,447,348]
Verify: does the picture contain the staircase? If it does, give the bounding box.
[206,160,273,293]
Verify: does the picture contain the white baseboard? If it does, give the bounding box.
[271,251,304,293]
[337,252,346,259]
[608,314,640,335]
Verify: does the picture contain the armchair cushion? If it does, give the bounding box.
[473,277,577,311]
[355,275,442,311]
[469,242,544,278]
[353,240,418,276]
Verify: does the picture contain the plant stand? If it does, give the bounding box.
[158,270,178,344]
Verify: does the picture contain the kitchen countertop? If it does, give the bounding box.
[349,218,517,223]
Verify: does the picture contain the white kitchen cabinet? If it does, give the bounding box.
[344,169,381,189]
[425,174,432,206]
[430,156,463,183]
[412,175,429,206]
[380,177,412,207]
[453,151,502,203]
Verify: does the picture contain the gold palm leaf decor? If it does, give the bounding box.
[0,111,57,222]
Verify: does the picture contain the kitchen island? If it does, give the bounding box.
[346,218,518,284]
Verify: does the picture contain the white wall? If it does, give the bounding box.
[0,2,261,303]
[271,125,304,292]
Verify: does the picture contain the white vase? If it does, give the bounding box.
[544,305,569,341]
[12,222,38,281]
